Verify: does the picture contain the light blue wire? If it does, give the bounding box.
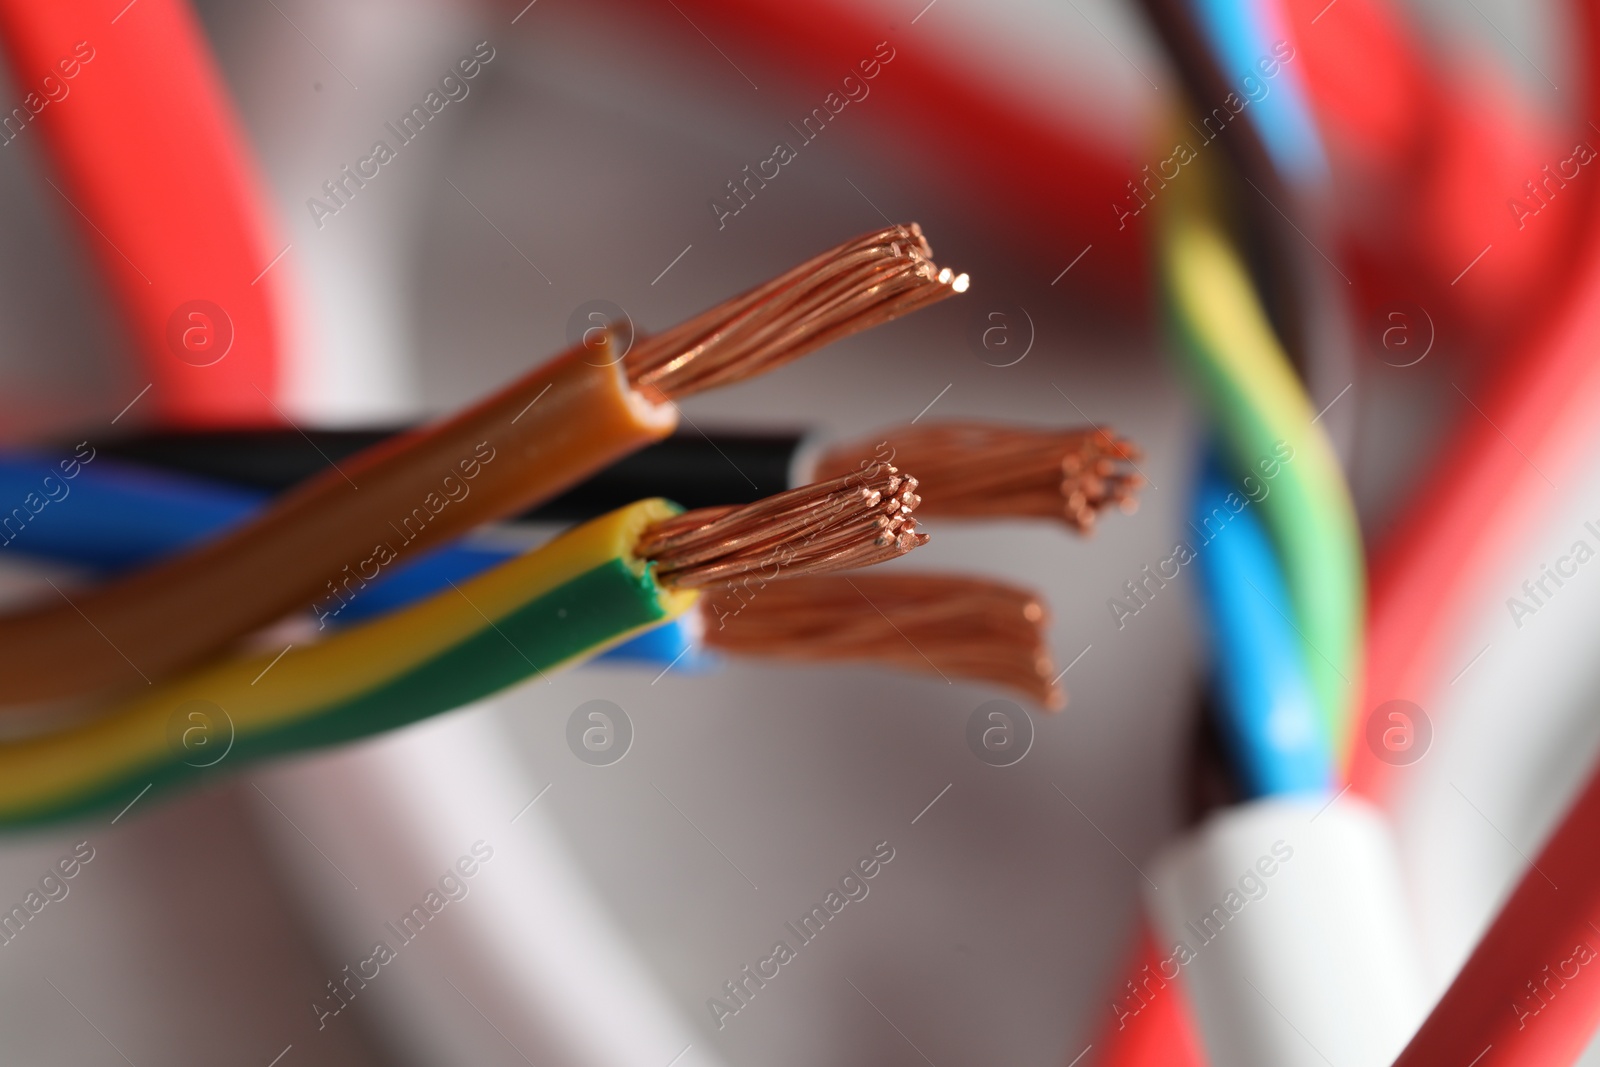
[0,453,707,670]
[1190,451,1330,796]
[1186,0,1328,184]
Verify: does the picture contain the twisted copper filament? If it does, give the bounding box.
[639,464,926,590]
[815,421,1142,532]
[701,572,1063,710]
[625,223,968,400]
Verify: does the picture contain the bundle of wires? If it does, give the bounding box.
[0,467,928,828]
[1085,0,1364,1061]
[0,224,966,716]
[0,414,1137,710]
[1374,0,1600,1060]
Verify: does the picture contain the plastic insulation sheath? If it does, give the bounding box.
[0,452,699,663]
[1349,0,1600,802]
[0,0,284,425]
[1158,195,1363,758]
[0,347,676,710]
[1087,924,1209,1065]
[1390,755,1600,1067]
[0,500,696,829]
[1187,0,1328,183]
[1372,4,1600,1058]
[1190,455,1329,797]
[1347,241,1600,800]
[93,429,803,518]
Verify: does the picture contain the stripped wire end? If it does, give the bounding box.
[624,223,968,401]
[815,422,1143,533]
[638,465,926,590]
[701,573,1064,711]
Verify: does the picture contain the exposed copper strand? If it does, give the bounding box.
[813,421,1142,532]
[623,224,968,401]
[638,464,926,590]
[702,573,1063,710]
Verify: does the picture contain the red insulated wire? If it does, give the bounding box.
[1349,0,1600,804]
[615,0,1583,352]
[608,0,1149,317]
[1084,925,1207,1067]
[1371,115,1600,1067]
[1095,2,1600,1062]
[1389,750,1600,1066]
[1283,0,1579,359]
[0,0,285,426]
[1357,0,1600,1058]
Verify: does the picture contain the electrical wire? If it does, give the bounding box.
[0,499,690,827]
[0,224,964,715]
[95,428,803,518]
[0,0,286,425]
[1189,453,1329,797]
[0,451,699,662]
[1157,175,1362,761]
[0,451,1088,701]
[94,420,1145,532]
[1083,0,1354,1058]
[701,572,1062,709]
[1186,0,1327,184]
[0,470,928,828]
[624,0,1147,315]
[812,423,1142,532]
[1364,0,1600,1058]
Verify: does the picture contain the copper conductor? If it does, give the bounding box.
[638,464,928,590]
[814,421,1143,532]
[702,573,1063,710]
[624,224,968,401]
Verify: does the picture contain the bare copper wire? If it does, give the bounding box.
[813,421,1143,532]
[638,464,927,590]
[623,224,969,401]
[701,572,1063,710]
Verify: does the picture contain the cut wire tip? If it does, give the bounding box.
[816,421,1143,533]
[638,464,927,592]
[623,223,968,401]
[701,573,1063,710]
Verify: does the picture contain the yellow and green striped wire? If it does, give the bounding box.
[1158,156,1366,767]
[0,499,696,828]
